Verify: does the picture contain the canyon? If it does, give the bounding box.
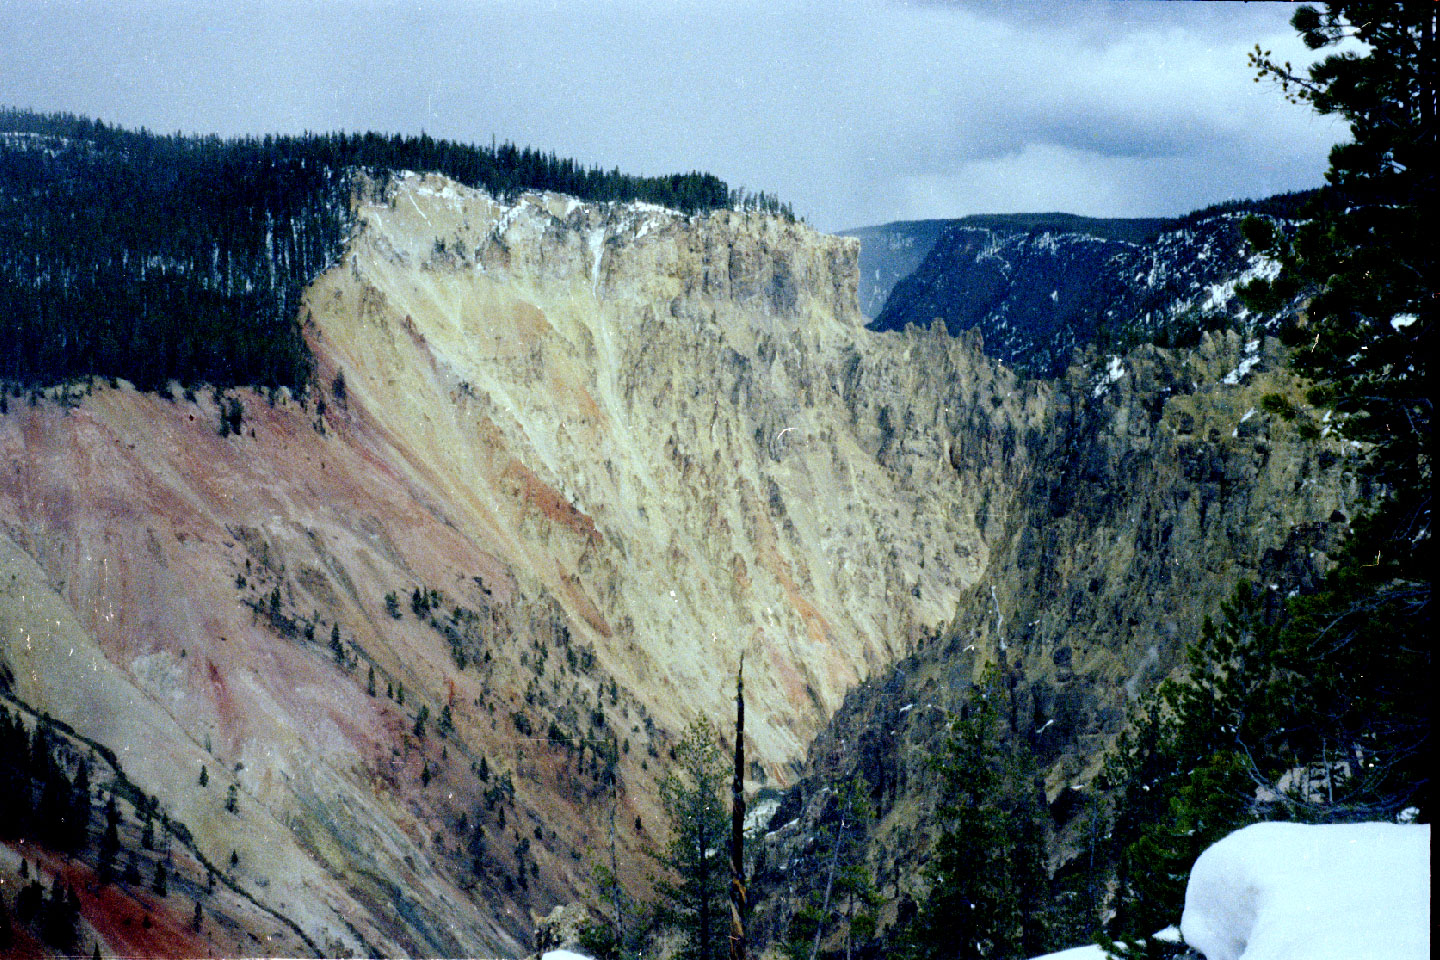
[0,172,1354,956]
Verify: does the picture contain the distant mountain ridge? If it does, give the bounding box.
[842,212,1172,320]
[860,193,1315,378]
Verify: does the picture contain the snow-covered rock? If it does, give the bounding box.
[1181,821,1430,960]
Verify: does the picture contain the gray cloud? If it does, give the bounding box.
[1,0,1345,231]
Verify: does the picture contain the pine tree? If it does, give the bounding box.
[785,778,878,960]
[1099,7,1435,950]
[655,717,730,960]
[1101,584,1316,956]
[908,672,1048,960]
[0,888,12,951]
[98,798,121,884]
[1238,0,1432,816]
[41,877,79,950]
[69,760,92,849]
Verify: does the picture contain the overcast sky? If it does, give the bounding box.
[2,0,1346,232]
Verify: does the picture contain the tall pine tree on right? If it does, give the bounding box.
[1236,0,1432,820]
[1101,3,1433,955]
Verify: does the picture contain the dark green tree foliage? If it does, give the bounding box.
[0,885,11,951]
[40,878,81,952]
[98,797,122,884]
[1100,588,1277,957]
[1241,0,1433,819]
[1,108,787,393]
[655,717,730,960]
[1103,577,1430,955]
[0,710,92,854]
[906,673,1048,960]
[1243,2,1434,510]
[8,873,80,951]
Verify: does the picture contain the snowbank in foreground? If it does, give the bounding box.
[1026,945,1107,960]
[1181,821,1430,960]
[1027,927,1178,960]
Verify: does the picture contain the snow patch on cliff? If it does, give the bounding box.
[1222,339,1261,385]
[1092,356,1126,398]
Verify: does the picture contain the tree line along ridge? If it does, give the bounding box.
[0,107,795,395]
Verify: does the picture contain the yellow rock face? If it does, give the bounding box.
[314,172,1037,769]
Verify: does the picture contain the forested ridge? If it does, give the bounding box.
[0,107,791,393]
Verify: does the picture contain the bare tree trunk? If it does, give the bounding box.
[808,812,845,960]
[729,657,747,960]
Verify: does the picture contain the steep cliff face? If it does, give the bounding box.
[315,172,1040,768]
[0,172,1042,955]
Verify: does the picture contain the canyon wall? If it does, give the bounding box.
[0,172,1352,955]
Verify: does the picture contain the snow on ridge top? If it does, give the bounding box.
[389,170,683,228]
[1181,821,1430,960]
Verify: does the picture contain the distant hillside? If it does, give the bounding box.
[865,195,1316,377]
[840,219,951,318]
[843,213,1171,320]
[946,211,1171,244]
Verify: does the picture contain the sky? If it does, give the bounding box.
[1,0,1348,232]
